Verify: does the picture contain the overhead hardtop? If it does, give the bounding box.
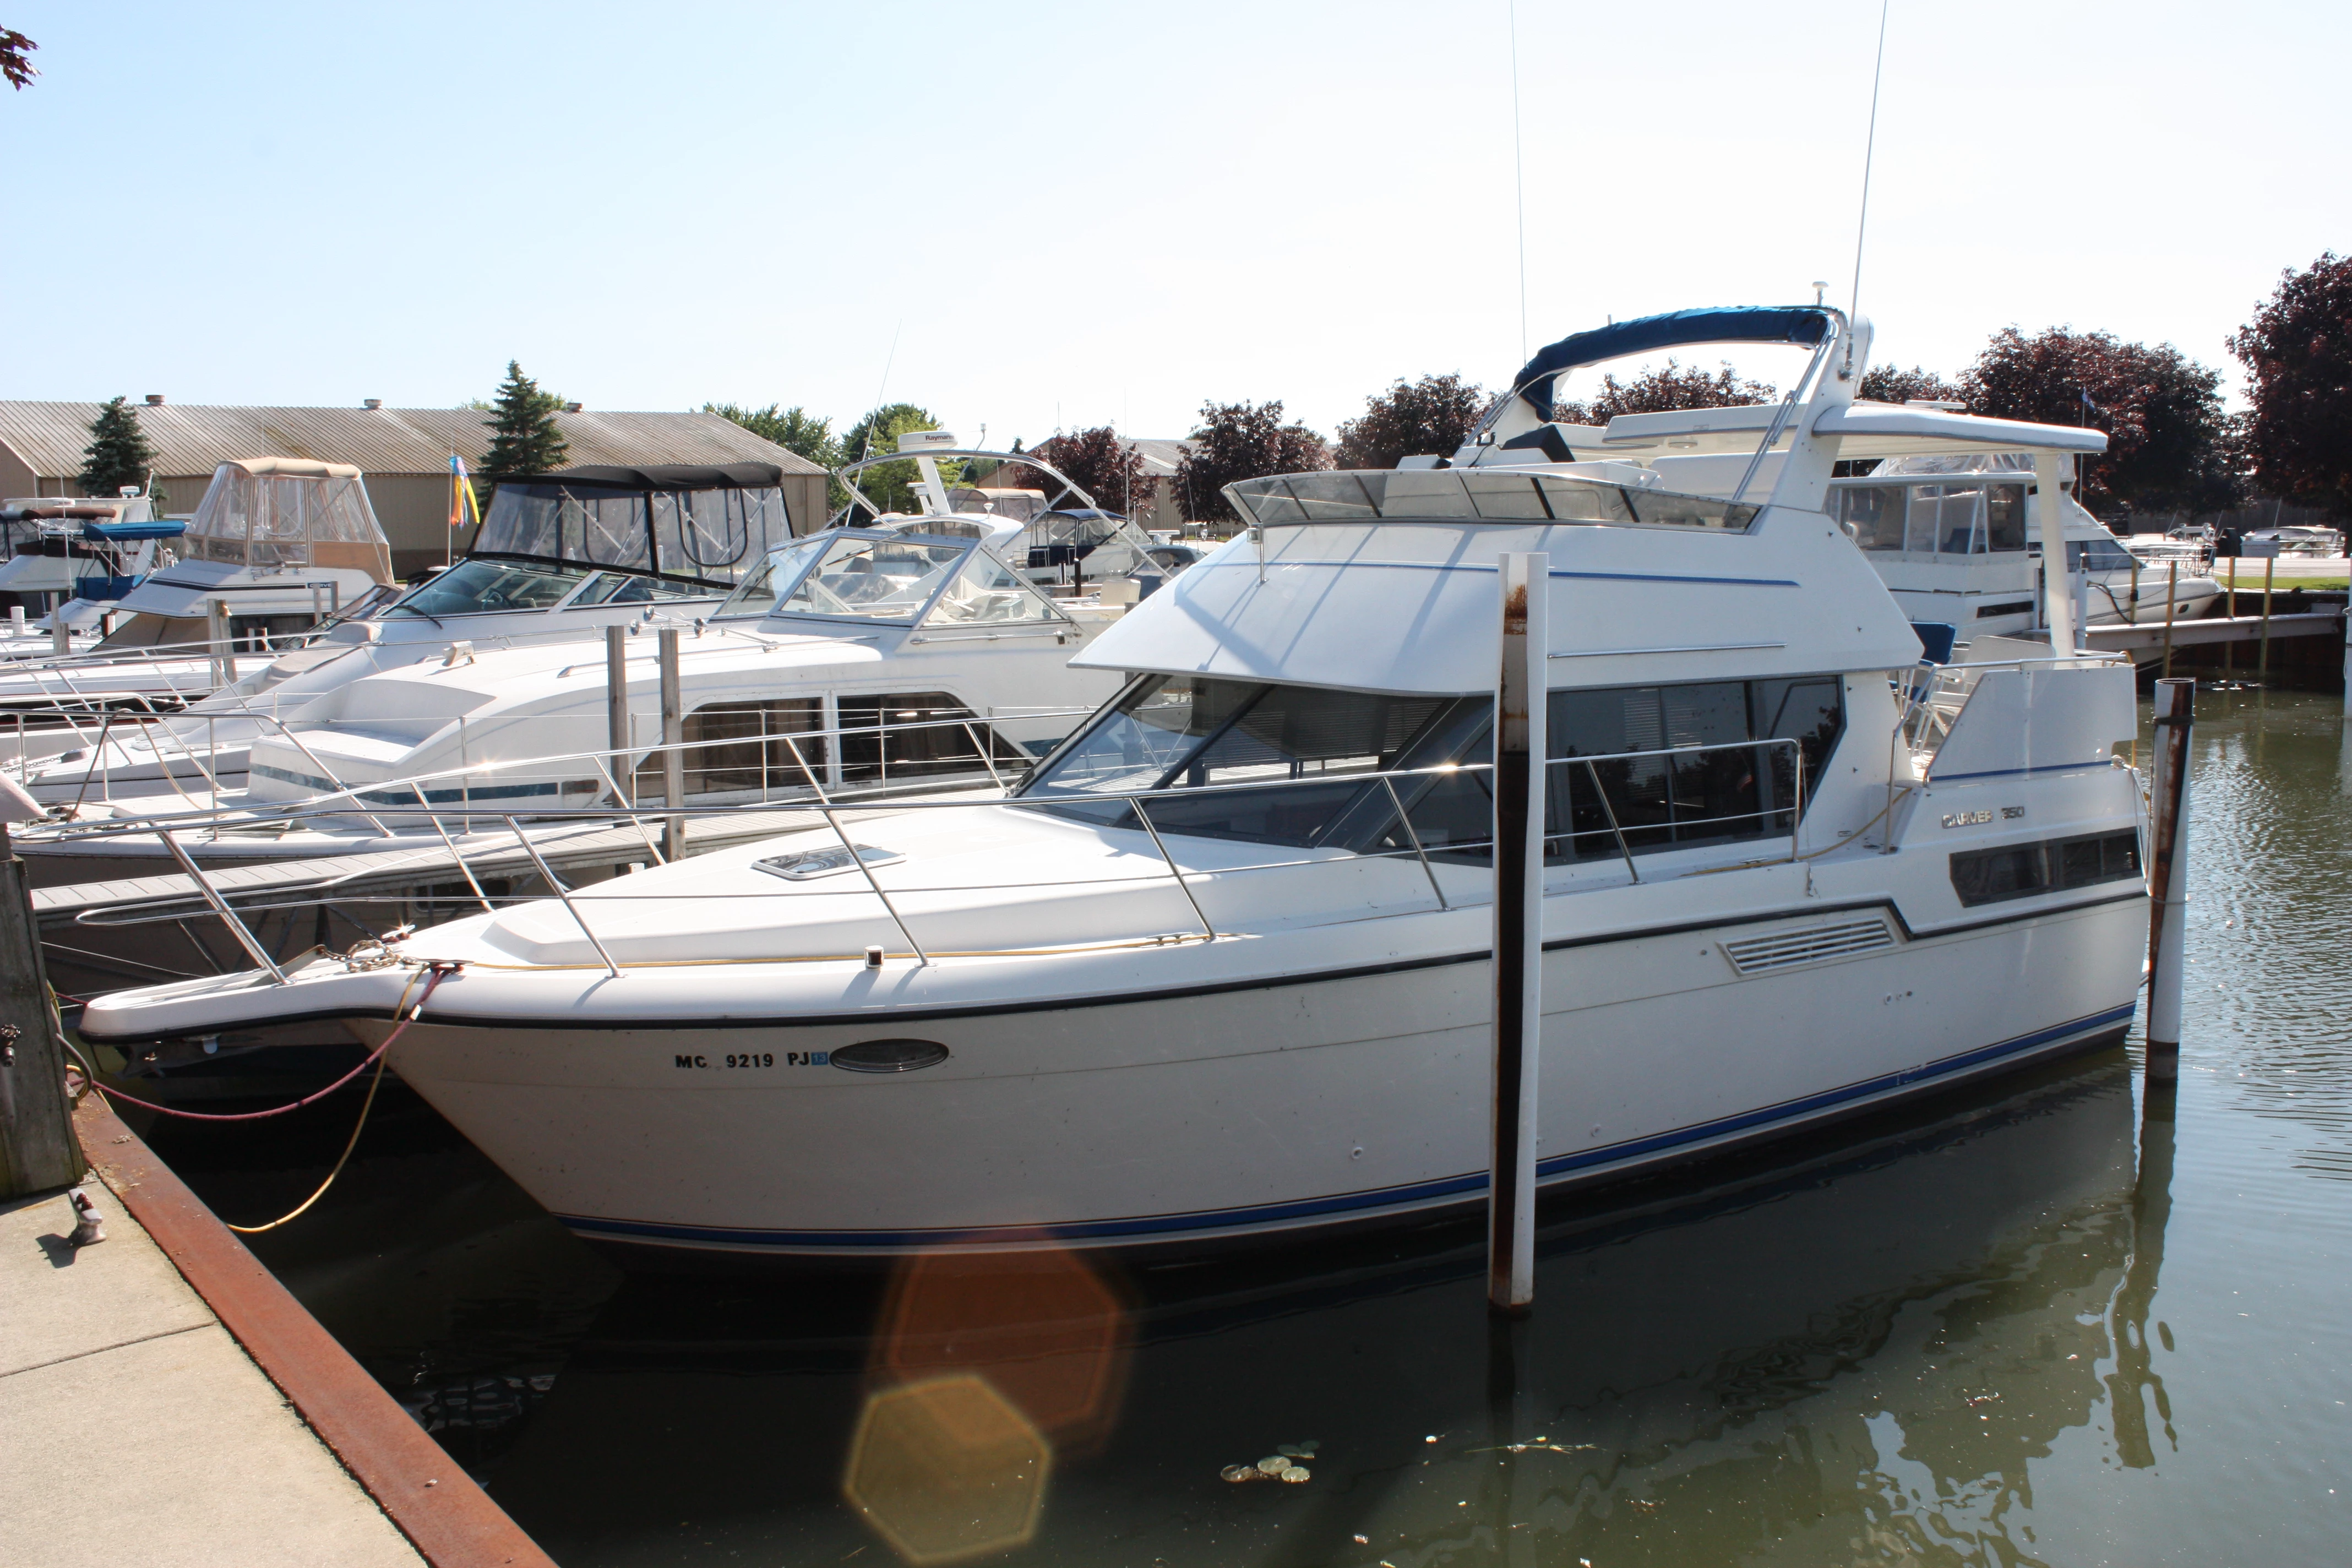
[468,460,800,589]
[1471,306,2106,467]
[186,458,393,583]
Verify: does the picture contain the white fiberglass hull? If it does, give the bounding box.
[355,878,2139,1257]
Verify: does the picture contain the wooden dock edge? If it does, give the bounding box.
[72,1092,559,1568]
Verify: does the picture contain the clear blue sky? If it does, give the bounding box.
[4,2,2343,445]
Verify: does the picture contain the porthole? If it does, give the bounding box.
[830,1038,950,1074]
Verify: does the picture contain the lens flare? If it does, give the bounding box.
[843,1373,1050,1566]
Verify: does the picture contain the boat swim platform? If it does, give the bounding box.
[0,1093,554,1568]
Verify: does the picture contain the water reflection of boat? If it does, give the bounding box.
[445,1053,2148,1565]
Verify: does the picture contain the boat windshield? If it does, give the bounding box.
[1020,673,1843,862]
[711,536,837,618]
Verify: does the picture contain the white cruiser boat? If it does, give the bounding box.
[0,459,397,752]
[10,461,802,809]
[80,307,2148,1260]
[15,510,1131,886]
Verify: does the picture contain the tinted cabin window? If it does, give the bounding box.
[1021,674,1845,865]
[836,692,1021,783]
[1950,829,2141,906]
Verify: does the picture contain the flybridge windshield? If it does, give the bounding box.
[715,532,1066,628]
[382,558,704,618]
[1224,470,1759,532]
[475,482,794,586]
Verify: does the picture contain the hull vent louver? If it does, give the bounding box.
[1721,918,1896,975]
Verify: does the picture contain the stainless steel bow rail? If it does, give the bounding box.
[41,726,1831,987]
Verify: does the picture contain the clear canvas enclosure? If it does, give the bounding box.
[186,458,393,581]
[471,463,798,588]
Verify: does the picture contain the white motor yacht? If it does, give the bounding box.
[15,508,1131,886]
[10,461,803,809]
[81,307,2149,1261]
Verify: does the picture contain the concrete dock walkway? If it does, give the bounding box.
[2,1095,556,1567]
[1,1186,424,1566]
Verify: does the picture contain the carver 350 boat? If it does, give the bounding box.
[81,307,2148,1260]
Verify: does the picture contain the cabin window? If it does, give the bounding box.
[634,696,826,799]
[1910,485,1985,556]
[836,692,1021,783]
[1020,674,1844,864]
[1984,484,2028,551]
[1840,486,1908,552]
[1949,829,2139,906]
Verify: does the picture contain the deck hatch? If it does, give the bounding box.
[1720,918,1894,974]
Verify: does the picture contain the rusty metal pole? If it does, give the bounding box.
[605,624,631,808]
[658,626,686,861]
[1489,552,1547,1316]
[0,822,83,1199]
[2144,678,2195,1081]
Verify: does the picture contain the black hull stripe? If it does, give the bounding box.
[557,1003,2141,1251]
[78,888,2147,1043]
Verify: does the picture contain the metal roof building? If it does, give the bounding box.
[0,399,830,576]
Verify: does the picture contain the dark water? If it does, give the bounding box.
[146,688,2352,1567]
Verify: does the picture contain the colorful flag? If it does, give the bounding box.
[448,451,482,530]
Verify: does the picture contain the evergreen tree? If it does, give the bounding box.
[77,396,156,498]
[478,360,570,483]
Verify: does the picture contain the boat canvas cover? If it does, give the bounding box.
[471,462,798,588]
[186,458,393,582]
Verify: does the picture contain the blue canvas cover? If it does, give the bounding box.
[1511,307,1832,421]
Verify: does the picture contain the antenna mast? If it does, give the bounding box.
[1848,0,1892,328]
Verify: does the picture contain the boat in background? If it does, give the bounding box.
[0,494,183,660]
[9,460,804,807]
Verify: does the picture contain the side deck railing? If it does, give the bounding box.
[45,725,1824,984]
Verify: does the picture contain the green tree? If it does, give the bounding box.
[1961,327,2239,516]
[708,402,849,505]
[2230,253,2352,518]
[837,403,957,516]
[1859,364,1964,405]
[1174,400,1330,525]
[1335,373,1488,469]
[77,396,156,498]
[1554,360,1777,428]
[478,360,570,484]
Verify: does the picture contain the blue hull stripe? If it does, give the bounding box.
[557,1001,2140,1252]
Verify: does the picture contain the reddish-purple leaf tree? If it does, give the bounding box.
[1334,374,1489,469]
[1858,364,1964,405]
[1961,326,2240,517]
[1022,427,1148,515]
[1554,360,1777,428]
[1174,401,1330,524]
[2229,253,2352,519]
[1,28,35,91]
